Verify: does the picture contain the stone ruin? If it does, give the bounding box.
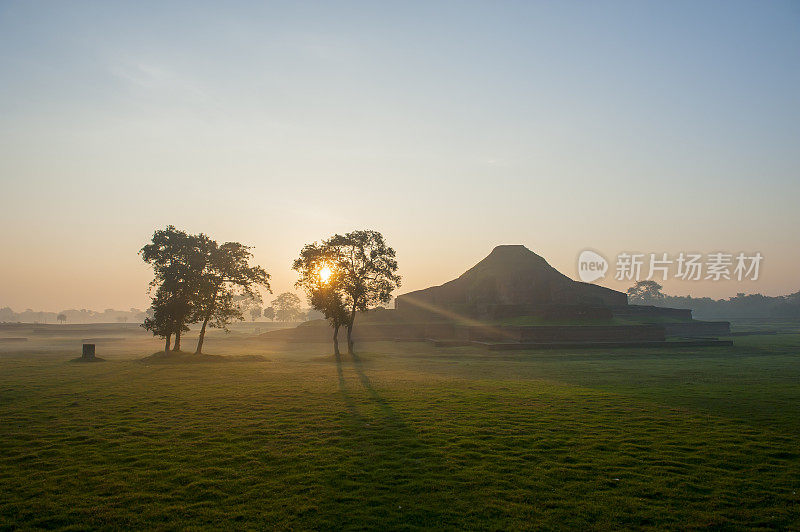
[75,343,102,362]
[82,343,96,360]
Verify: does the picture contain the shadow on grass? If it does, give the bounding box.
[315,352,463,528]
[335,352,365,424]
[350,352,409,427]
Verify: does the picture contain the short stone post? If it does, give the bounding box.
[82,344,96,361]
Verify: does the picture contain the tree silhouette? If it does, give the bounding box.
[193,240,271,354]
[56,313,67,324]
[140,226,270,353]
[295,230,400,354]
[293,243,350,355]
[140,226,204,351]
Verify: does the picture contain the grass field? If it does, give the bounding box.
[1,326,799,529]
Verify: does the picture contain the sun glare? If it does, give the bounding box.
[319,265,333,283]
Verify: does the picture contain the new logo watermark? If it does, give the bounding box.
[577,250,608,283]
[577,250,762,283]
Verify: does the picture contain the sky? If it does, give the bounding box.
[1,1,799,312]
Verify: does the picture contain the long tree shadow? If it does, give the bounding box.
[312,351,465,528]
[334,351,422,450]
[350,352,410,427]
[335,352,367,424]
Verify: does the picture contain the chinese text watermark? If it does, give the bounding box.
[578,251,762,283]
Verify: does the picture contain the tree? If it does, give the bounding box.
[142,286,191,353]
[295,230,400,354]
[263,306,275,321]
[140,226,204,351]
[293,243,350,355]
[57,313,67,324]
[627,280,666,304]
[193,240,271,354]
[272,292,304,322]
[232,294,261,322]
[0,307,15,322]
[331,230,401,354]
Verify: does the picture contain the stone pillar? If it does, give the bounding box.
[82,344,96,360]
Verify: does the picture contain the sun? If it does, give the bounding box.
[318,265,333,284]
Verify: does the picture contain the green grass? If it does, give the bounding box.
[1,329,799,529]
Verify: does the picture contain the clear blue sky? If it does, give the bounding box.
[1,1,798,310]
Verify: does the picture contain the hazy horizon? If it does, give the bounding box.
[2,239,797,314]
[2,1,798,311]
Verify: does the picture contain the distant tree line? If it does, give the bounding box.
[238,292,322,323]
[0,297,322,326]
[627,281,800,320]
[0,302,323,325]
[0,307,147,325]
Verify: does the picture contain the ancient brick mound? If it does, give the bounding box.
[395,245,627,319]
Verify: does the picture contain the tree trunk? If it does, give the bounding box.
[172,330,181,352]
[332,324,340,356]
[195,317,210,354]
[196,284,220,355]
[346,304,357,354]
[165,334,171,353]
[346,324,354,355]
